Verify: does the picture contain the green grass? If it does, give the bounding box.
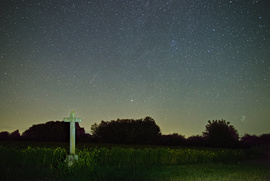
[88,163,269,181]
[2,162,268,181]
[0,141,269,180]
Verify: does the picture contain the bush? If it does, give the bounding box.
[203,120,239,147]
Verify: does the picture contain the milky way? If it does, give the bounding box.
[0,0,269,136]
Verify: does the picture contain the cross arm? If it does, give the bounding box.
[62,117,82,122]
[63,117,70,122]
[75,118,82,122]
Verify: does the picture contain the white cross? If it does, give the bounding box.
[63,111,82,155]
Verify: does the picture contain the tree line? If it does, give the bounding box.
[0,117,269,148]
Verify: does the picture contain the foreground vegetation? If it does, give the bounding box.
[0,142,269,180]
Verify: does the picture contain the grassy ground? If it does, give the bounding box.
[0,141,269,181]
[115,163,268,181]
[1,162,269,181]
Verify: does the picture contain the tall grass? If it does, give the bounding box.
[76,147,246,168]
[0,145,67,179]
[1,144,267,180]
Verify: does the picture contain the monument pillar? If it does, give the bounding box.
[63,111,82,166]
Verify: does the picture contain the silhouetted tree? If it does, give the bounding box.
[78,133,93,142]
[9,130,20,140]
[0,131,9,140]
[22,121,68,141]
[241,134,259,147]
[76,126,87,142]
[241,134,270,148]
[91,117,161,144]
[22,121,86,142]
[159,133,186,146]
[259,134,270,145]
[203,119,239,148]
[187,135,205,147]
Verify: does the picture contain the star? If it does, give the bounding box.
[0,0,269,137]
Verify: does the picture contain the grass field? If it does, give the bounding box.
[0,141,269,180]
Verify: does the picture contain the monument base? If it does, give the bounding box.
[65,154,78,167]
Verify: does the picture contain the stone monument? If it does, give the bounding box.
[63,111,82,166]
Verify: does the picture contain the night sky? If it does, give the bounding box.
[1,0,269,137]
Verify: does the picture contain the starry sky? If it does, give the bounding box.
[0,0,269,137]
